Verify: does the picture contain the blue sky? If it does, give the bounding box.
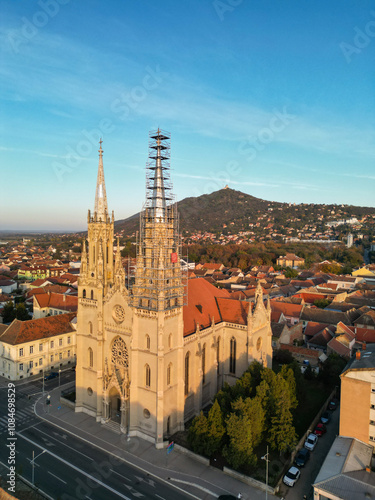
[1,0,374,231]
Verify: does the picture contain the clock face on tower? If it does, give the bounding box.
[113,304,125,323]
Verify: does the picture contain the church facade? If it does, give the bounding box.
[75,130,272,447]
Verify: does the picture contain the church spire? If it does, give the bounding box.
[94,139,108,220]
[147,129,172,221]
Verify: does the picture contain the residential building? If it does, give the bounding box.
[340,345,375,447]
[0,313,76,380]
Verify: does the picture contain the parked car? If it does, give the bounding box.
[320,411,332,424]
[44,372,58,381]
[328,399,338,411]
[304,433,318,451]
[283,466,301,487]
[294,448,310,467]
[314,423,327,436]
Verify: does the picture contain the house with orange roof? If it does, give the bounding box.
[0,313,76,380]
[276,253,305,269]
[33,292,78,319]
[270,300,304,325]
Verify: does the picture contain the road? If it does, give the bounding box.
[0,372,196,500]
[279,405,340,500]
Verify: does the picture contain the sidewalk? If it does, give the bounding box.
[33,384,278,500]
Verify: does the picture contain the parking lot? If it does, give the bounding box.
[279,402,340,500]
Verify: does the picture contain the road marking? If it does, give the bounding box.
[110,469,131,482]
[135,475,156,487]
[34,400,202,500]
[48,471,67,484]
[30,427,94,461]
[170,478,217,497]
[17,433,133,500]
[155,495,166,500]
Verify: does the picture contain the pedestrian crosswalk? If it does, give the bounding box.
[0,406,36,433]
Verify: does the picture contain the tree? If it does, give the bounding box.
[15,303,30,321]
[279,365,298,410]
[268,376,297,453]
[223,412,257,469]
[188,412,209,455]
[2,301,16,323]
[314,299,331,309]
[206,400,226,456]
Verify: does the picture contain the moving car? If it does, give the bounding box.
[304,433,318,451]
[320,411,332,424]
[283,466,301,487]
[314,423,327,436]
[44,372,58,381]
[294,448,310,467]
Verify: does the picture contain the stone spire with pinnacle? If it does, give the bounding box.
[94,139,108,220]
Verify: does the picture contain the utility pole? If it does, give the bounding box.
[261,446,269,500]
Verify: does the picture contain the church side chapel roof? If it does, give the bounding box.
[183,278,229,336]
[0,313,76,345]
[183,278,263,336]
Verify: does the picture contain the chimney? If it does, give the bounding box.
[63,295,66,302]
[366,466,371,473]
[363,342,367,351]
[356,351,361,360]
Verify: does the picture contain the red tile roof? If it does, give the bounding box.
[34,292,78,312]
[271,301,303,319]
[183,279,230,336]
[216,297,251,325]
[0,313,76,345]
[304,321,330,338]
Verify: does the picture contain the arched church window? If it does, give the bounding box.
[167,363,172,386]
[111,337,128,368]
[88,348,93,368]
[256,337,263,351]
[202,344,206,384]
[146,334,150,350]
[145,364,151,388]
[82,289,86,299]
[184,352,190,396]
[90,290,94,300]
[229,337,236,375]
[88,322,93,335]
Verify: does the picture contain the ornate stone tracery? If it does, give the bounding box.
[111,337,128,367]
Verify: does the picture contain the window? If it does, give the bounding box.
[88,322,93,335]
[59,353,62,360]
[29,361,33,369]
[168,334,172,349]
[146,335,150,350]
[39,343,43,352]
[217,337,220,375]
[185,352,190,396]
[19,348,24,357]
[90,290,94,300]
[230,337,236,375]
[371,404,375,410]
[29,346,34,354]
[59,338,63,347]
[371,420,375,426]
[19,363,23,371]
[202,344,206,384]
[167,363,172,386]
[67,337,71,345]
[50,341,54,349]
[67,350,71,357]
[83,289,86,298]
[50,355,54,362]
[145,364,151,388]
[88,348,93,368]
[39,358,42,366]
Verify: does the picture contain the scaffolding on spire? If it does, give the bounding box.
[131,129,187,311]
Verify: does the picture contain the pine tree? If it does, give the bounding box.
[224,412,257,469]
[279,364,298,409]
[206,400,225,456]
[188,411,209,455]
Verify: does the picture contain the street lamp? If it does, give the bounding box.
[31,450,46,485]
[261,446,269,500]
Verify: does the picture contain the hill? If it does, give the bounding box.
[114,188,375,239]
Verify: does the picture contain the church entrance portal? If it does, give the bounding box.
[109,387,121,423]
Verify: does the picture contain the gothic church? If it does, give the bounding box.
[75,130,272,447]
